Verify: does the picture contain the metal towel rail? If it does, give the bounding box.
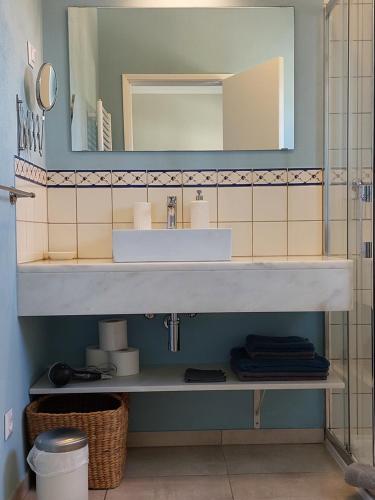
[0,184,35,205]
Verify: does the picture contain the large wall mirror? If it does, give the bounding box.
[68,7,294,153]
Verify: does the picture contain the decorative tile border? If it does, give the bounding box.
[288,168,323,185]
[36,167,325,188]
[14,156,47,186]
[253,169,287,186]
[329,168,347,186]
[47,171,76,187]
[148,171,182,187]
[76,170,111,187]
[112,170,147,187]
[183,170,218,187]
[217,170,253,186]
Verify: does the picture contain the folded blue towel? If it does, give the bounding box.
[246,334,315,353]
[231,347,329,373]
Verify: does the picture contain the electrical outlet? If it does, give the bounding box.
[27,41,37,68]
[4,409,13,441]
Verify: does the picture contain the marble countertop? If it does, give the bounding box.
[18,256,352,273]
[17,256,353,316]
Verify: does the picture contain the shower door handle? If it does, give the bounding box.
[352,180,373,202]
[361,241,373,259]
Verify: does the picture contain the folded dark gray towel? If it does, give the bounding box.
[184,368,226,383]
[231,348,330,373]
[246,334,315,354]
[246,351,315,360]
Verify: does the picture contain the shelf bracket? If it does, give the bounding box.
[253,390,266,429]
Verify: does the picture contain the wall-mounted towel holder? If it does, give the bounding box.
[0,184,35,205]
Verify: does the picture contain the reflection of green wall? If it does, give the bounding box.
[97,8,294,150]
[133,93,223,151]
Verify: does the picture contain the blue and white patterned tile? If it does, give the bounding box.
[362,167,373,185]
[112,170,147,187]
[217,170,253,186]
[14,157,47,186]
[329,168,347,186]
[148,171,182,187]
[253,169,287,186]
[288,168,323,185]
[47,170,76,187]
[182,170,218,187]
[76,170,111,187]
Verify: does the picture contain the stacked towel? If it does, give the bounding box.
[246,334,315,360]
[231,335,330,382]
[184,368,226,383]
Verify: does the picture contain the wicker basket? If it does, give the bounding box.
[26,393,128,489]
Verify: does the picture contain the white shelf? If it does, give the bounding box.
[30,364,345,395]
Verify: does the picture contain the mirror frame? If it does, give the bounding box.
[36,63,58,112]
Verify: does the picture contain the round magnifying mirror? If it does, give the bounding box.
[36,63,58,112]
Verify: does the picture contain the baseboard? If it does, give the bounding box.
[127,428,324,447]
[11,474,30,500]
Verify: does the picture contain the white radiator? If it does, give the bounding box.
[97,99,112,151]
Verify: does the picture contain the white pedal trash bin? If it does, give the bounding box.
[27,428,89,500]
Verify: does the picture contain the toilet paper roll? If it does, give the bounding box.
[86,345,109,367]
[109,348,139,377]
[133,202,152,230]
[99,319,128,351]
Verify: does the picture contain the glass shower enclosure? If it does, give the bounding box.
[325,0,374,465]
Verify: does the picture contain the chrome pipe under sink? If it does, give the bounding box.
[164,313,180,352]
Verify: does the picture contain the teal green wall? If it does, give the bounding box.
[96,7,294,150]
[42,0,323,171]
[0,2,51,498]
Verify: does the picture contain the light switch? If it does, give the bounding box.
[27,41,37,68]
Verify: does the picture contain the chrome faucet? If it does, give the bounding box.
[167,196,177,229]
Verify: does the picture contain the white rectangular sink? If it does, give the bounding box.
[112,228,232,262]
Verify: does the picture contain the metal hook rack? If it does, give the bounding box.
[16,94,43,157]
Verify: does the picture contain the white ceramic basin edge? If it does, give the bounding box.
[112,228,232,262]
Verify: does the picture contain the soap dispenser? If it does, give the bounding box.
[190,190,209,229]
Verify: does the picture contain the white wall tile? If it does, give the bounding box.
[218,187,252,222]
[350,4,373,41]
[328,184,347,221]
[350,77,373,113]
[113,187,147,223]
[288,221,323,256]
[350,41,373,77]
[253,222,287,256]
[16,221,27,263]
[48,224,77,255]
[253,186,287,222]
[77,188,112,223]
[288,186,323,221]
[329,113,348,150]
[183,187,217,223]
[77,224,112,258]
[218,222,252,257]
[48,188,76,223]
[349,113,373,149]
[148,187,183,224]
[113,223,134,230]
[15,179,47,223]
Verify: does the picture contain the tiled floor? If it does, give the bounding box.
[25,444,362,500]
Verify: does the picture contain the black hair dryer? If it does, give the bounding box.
[48,362,102,387]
